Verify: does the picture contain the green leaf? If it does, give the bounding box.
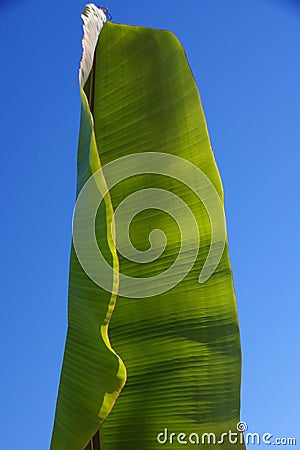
[51,5,244,450]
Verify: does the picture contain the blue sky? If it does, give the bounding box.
[0,0,299,448]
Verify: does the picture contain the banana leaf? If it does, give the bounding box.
[51,4,244,449]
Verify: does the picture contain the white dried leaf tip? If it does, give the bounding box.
[79,4,107,88]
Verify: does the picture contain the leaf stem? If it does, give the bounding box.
[92,430,101,450]
[89,45,97,115]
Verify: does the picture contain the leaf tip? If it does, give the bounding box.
[79,3,107,88]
